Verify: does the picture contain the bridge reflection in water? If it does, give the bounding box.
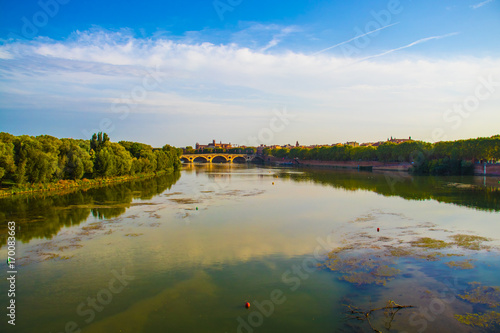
[180,153,265,163]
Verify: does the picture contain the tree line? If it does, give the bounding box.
[264,136,500,163]
[264,136,500,175]
[0,132,182,185]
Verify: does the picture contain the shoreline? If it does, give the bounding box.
[0,169,177,198]
[264,156,500,177]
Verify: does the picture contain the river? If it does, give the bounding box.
[1,164,500,332]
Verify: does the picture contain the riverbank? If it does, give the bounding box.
[267,156,412,172]
[0,169,176,198]
[266,156,500,176]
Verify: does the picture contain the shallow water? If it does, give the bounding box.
[1,164,500,332]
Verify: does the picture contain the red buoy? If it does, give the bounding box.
[377,228,380,232]
[245,302,250,309]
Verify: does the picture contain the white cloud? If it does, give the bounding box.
[1,29,499,143]
[0,47,13,59]
[471,0,494,9]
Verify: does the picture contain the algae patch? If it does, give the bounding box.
[446,259,475,270]
[168,198,200,204]
[321,249,400,286]
[455,311,500,328]
[451,234,491,251]
[410,237,451,249]
[458,282,500,308]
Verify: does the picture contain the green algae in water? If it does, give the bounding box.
[458,282,500,308]
[322,250,400,286]
[372,265,400,282]
[388,246,414,257]
[450,234,492,251]
[446,259,476,270]
[455,311,500,328]
[410,237,451,249]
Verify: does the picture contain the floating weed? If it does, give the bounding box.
[163,192,183,196]
[81,223,104,231]
[352,213,376,223]
[168,198,200,204]
[322,250,399,286]
[458,282,500,308]
[446,259,476,270]
[124,233,143,237]
[455,311,500,328]
[373,265,400,278]
[450,234,491,251]
[342,272,393,286]
[412,251,447,261]
[388,247,414,257]
[410,237,451,249]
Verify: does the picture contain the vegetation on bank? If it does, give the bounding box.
[265,136,500,175]
[265,136,500,163]
[0,132,182,195]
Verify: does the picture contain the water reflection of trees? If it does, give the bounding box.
[280,169,500,212]
[0,171,180,247]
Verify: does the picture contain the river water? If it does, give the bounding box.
[1,164,500,332]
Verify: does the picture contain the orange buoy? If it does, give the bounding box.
[377,228,380,232]
[245,302,250,309]
[272,182,274,185]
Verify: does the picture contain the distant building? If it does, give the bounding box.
[195,140,232,150]
[345,141,359,147]
[361,141,384,147]
[387,136,413,144]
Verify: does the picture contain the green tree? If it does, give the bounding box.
[0,141,16,185]
[58,139,93,180]
[184,146,195,154]
[90,132,110,152]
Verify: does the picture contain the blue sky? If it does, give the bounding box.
[1,0,499,147]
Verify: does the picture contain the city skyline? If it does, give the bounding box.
[1,0,499,147]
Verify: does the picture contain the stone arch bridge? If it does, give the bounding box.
[180,154,264,163]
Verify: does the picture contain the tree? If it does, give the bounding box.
[377,142,397,162]
[12,136,58,183]
[58,139,93,180]
[184,146,195,154]
[93,147,114,177]
[0,141,16,185]
[90,132,110,152]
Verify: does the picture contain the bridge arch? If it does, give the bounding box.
[233,156,246,163]
[193,156,209,163]
[212,156,228,163]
